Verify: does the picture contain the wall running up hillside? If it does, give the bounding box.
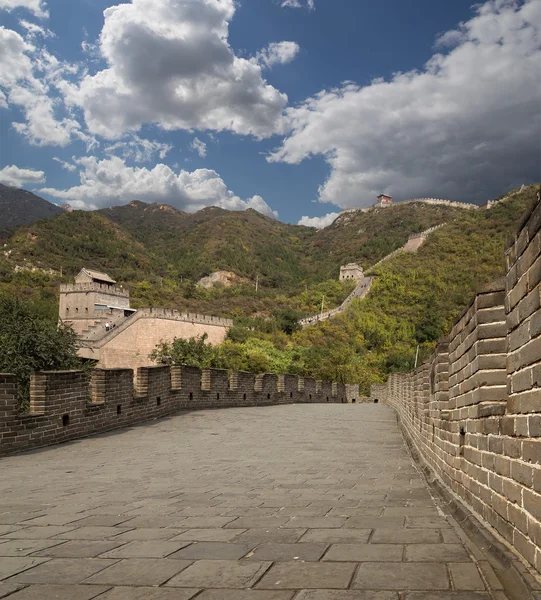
[370,191,541,574]
[0,367,346,456]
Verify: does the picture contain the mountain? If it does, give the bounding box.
[0,183,537,388]
[0,184,64,231]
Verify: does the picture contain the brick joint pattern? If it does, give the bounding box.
[370,193,541,574]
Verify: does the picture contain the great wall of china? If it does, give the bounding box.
[0,366,347,457]
[0,187,538,578]
[363,190,541,574]
[300,223,447,327]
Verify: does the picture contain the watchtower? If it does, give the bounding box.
[59,268,134,333]
[375,194,393,208]
[339,263,364,281]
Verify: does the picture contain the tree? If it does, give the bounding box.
[149,333,216,368]
[0,295,82,409]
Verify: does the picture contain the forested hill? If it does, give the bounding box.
[0,184,537,389]
[0,191,463,290]
[0,184,64,232]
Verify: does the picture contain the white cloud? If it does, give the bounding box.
[190,137,207,158]
[0,0,48,19]
[52,157,77,172]
[298,212,339,229]
[0,164,45,186]
[70,0,289,140]
[18,19,54,39]
[40,156,278,218]
[255,41,300,68]
[270,0,541,207]
[104,134,172,163]
[0,26,82,146]
[281,0,314,10]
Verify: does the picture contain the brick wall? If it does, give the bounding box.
[370,192,541,574]
[0,366,346,457]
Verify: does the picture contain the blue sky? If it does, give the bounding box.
[0,0,540,227]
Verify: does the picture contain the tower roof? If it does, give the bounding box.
[76,268,116,285]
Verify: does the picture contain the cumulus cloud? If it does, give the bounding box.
[190,137,207,158]
[270,0,541,207]
[40,156,278,218]
[0,0,48,19]
[0,26,82,146]
[0,164,46,186]
[298,212,339,229]
[68,0,289,140]
[255,41,300,68]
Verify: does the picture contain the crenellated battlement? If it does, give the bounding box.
[60,282,130,296]
[369,188,541,574]
[135,308,233,327]
[0,366,346,456]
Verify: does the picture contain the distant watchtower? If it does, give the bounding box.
[59,268,134,333]
[375,194,392,208]
[340,263,364,281]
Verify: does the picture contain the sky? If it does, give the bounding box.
[0,0,540,228]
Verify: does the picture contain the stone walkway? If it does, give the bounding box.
[0,404,510,599]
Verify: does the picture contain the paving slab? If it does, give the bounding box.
[84,558,192,586]
[353,563,450,590]
[322,543,404,562]
[0,583,25,598]
[169,541,253,560]
[0,539,65,556]
[173,528,244,542]
[295,593,399,600]
[0,557,49,580]
[404,594,491,600]
[96,587,200,599]
[246,542,328,561]
[256,561,356,589]
[6,584,110,599]
[100,540,192,558]
[449,563,486,590]
[32,540,123,558]
[9,558,117,584]
[0,404,509,598]
[235,528,307,544]
[404,544,470,562]
[165,559,271,588]
[197,591,295,599]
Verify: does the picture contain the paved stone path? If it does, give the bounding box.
[0,404,510,599]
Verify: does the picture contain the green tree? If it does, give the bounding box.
[149,333,216,368]
[0,295,82,409]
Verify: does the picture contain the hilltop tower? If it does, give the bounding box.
[375,193,393,208]
[59,268,135,334]
[339,263,364,281]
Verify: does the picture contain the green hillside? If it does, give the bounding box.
[237,186,538,392]
[0,195,462,319]
[1,184,536,391]
[309,202,464,278]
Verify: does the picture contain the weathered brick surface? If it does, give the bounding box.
[371,192,541,575]
[0,366,343,457]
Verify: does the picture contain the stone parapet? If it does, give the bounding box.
[0,367,347,457]
[370,189,541,575]
[60,283,129,297]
